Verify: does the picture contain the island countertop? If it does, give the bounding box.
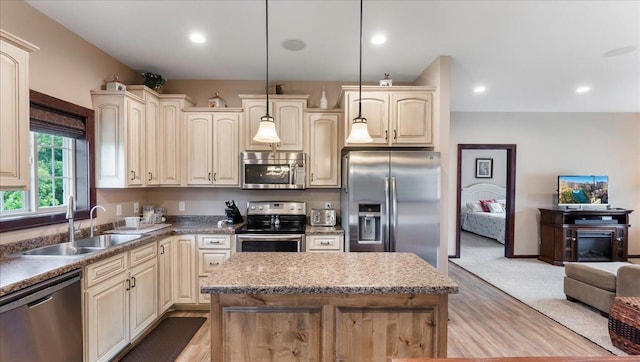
[200,252,459,295]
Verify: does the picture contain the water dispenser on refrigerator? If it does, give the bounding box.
[358,204,381,243]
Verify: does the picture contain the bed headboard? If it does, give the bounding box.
[461,183,506,207]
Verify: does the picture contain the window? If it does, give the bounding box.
[0,90,95,232]
[0,133,75,215]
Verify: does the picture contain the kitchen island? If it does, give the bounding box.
[200,252,458,362]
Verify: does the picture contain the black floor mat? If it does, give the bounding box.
[118,317,206,362]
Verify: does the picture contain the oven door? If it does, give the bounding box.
[236,234,304,252]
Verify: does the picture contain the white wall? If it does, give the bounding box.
[450,112,640,256]
[461,149,507,188]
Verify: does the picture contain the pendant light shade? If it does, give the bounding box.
[253,0,281,144]
[346,0,372,144]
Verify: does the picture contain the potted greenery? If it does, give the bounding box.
[141,72,166,91]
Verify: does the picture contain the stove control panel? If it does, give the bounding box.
[247,201,306,215]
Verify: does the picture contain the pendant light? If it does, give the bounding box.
[346,0,373,143]
[253,0,281,143]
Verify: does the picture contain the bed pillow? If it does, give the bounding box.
[487,202,504,213]
[466,201,483,213]
[496,199,507,210]
[479,199,497,212]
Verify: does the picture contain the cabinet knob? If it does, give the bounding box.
[130,170,135,180]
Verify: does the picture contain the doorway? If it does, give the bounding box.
[454,144,516,258]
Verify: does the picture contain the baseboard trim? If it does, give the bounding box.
[449,254,538,259]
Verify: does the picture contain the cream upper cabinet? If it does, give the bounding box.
[91,91,146,188]
[240,95,308,151]
[212,112,240,186]
[0,30,38,190]
[184,112,213,185]
[306,111,340,188]
[184,109,242,186]
[129,86,160,185]
[158,95,193,186]
[342,86,434,147]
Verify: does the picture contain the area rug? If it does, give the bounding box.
[449,232,627,355]
[119,317,206,362]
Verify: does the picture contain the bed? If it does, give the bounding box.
[461,183,506,244]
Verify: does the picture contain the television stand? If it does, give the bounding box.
[538,208,633,266]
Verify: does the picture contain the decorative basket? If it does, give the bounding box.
[608,296,640,354]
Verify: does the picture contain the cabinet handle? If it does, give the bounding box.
[130,171,135,180]
[125,279,131,291]
[393,130,397,140]
[131,276,136,288]
[213,173,217,181]
[320,241,331,245]
[209,262,220,266]
[160,245,165,255]
[208,241,222,244]
[148,172,152,181]
[208,172,212,181]
[311,173,314,181]
[385,130,388,140]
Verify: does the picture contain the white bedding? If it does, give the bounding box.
[462,211,506,244]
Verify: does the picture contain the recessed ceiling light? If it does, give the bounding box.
[189,33,206,44]
[576,86,591,93]
[371,34,387,45]
[282,39,306,51]
[473,86,486,93]
[604,46,637,57]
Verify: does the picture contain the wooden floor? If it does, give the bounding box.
[166,262,612,361]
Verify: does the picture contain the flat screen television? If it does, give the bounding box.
[558,175,609,206]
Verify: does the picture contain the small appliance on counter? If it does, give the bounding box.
[224,200,244,224]
[310,208,336,226]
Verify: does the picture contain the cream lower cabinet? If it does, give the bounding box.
[343,86,433,147]
[197,234,233,304]
[184,110,241,186]
[306,234,344,252]
[173,234,197,303]
[84,243,158,362]
[240,95,308,151]
[0,31,38,189]
[306,111,340,188]
[158,236,173,314]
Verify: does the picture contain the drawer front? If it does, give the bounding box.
[198,235,231,249]
[198,250,230,276]
[85,253,128,288]
[130,242,157,267]
[308,235,342,251]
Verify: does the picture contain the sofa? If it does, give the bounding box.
[563,262,640,315]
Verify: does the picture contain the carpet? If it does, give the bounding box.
[450,232,627,355]
[119,317,206,362]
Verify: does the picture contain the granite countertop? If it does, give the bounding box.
[305,225,344,235]
[201,252,458,295]
[0,219,245,297]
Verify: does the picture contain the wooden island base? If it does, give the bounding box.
[210,293,448,362]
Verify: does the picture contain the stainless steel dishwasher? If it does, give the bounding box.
[0,269,82,362]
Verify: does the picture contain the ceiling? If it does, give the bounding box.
[26,0,640,112]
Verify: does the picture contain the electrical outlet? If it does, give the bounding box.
[116,204,122,216]
[133,202,139,213]
[179,201,185,212]
[325,202,332,209]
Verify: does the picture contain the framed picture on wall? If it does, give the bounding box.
[475,158,493,178]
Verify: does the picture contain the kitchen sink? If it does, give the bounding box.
[73,234,142,248]
[18,234,143,257]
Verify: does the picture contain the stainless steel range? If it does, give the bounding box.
[235,201,306,252]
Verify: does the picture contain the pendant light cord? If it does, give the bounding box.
[265,0,270,116]
[357,0,363,119]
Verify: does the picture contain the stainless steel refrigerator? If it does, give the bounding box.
[341,149,441,267]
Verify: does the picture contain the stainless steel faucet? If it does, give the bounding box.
[66,195,75,243]
[90,205,106,237]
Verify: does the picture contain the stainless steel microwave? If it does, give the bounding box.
[241,152,306,189]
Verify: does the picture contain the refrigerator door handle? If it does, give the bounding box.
[385,176,390,250]
[391,176,398,251]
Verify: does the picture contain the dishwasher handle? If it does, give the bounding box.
[0,269,81,314]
